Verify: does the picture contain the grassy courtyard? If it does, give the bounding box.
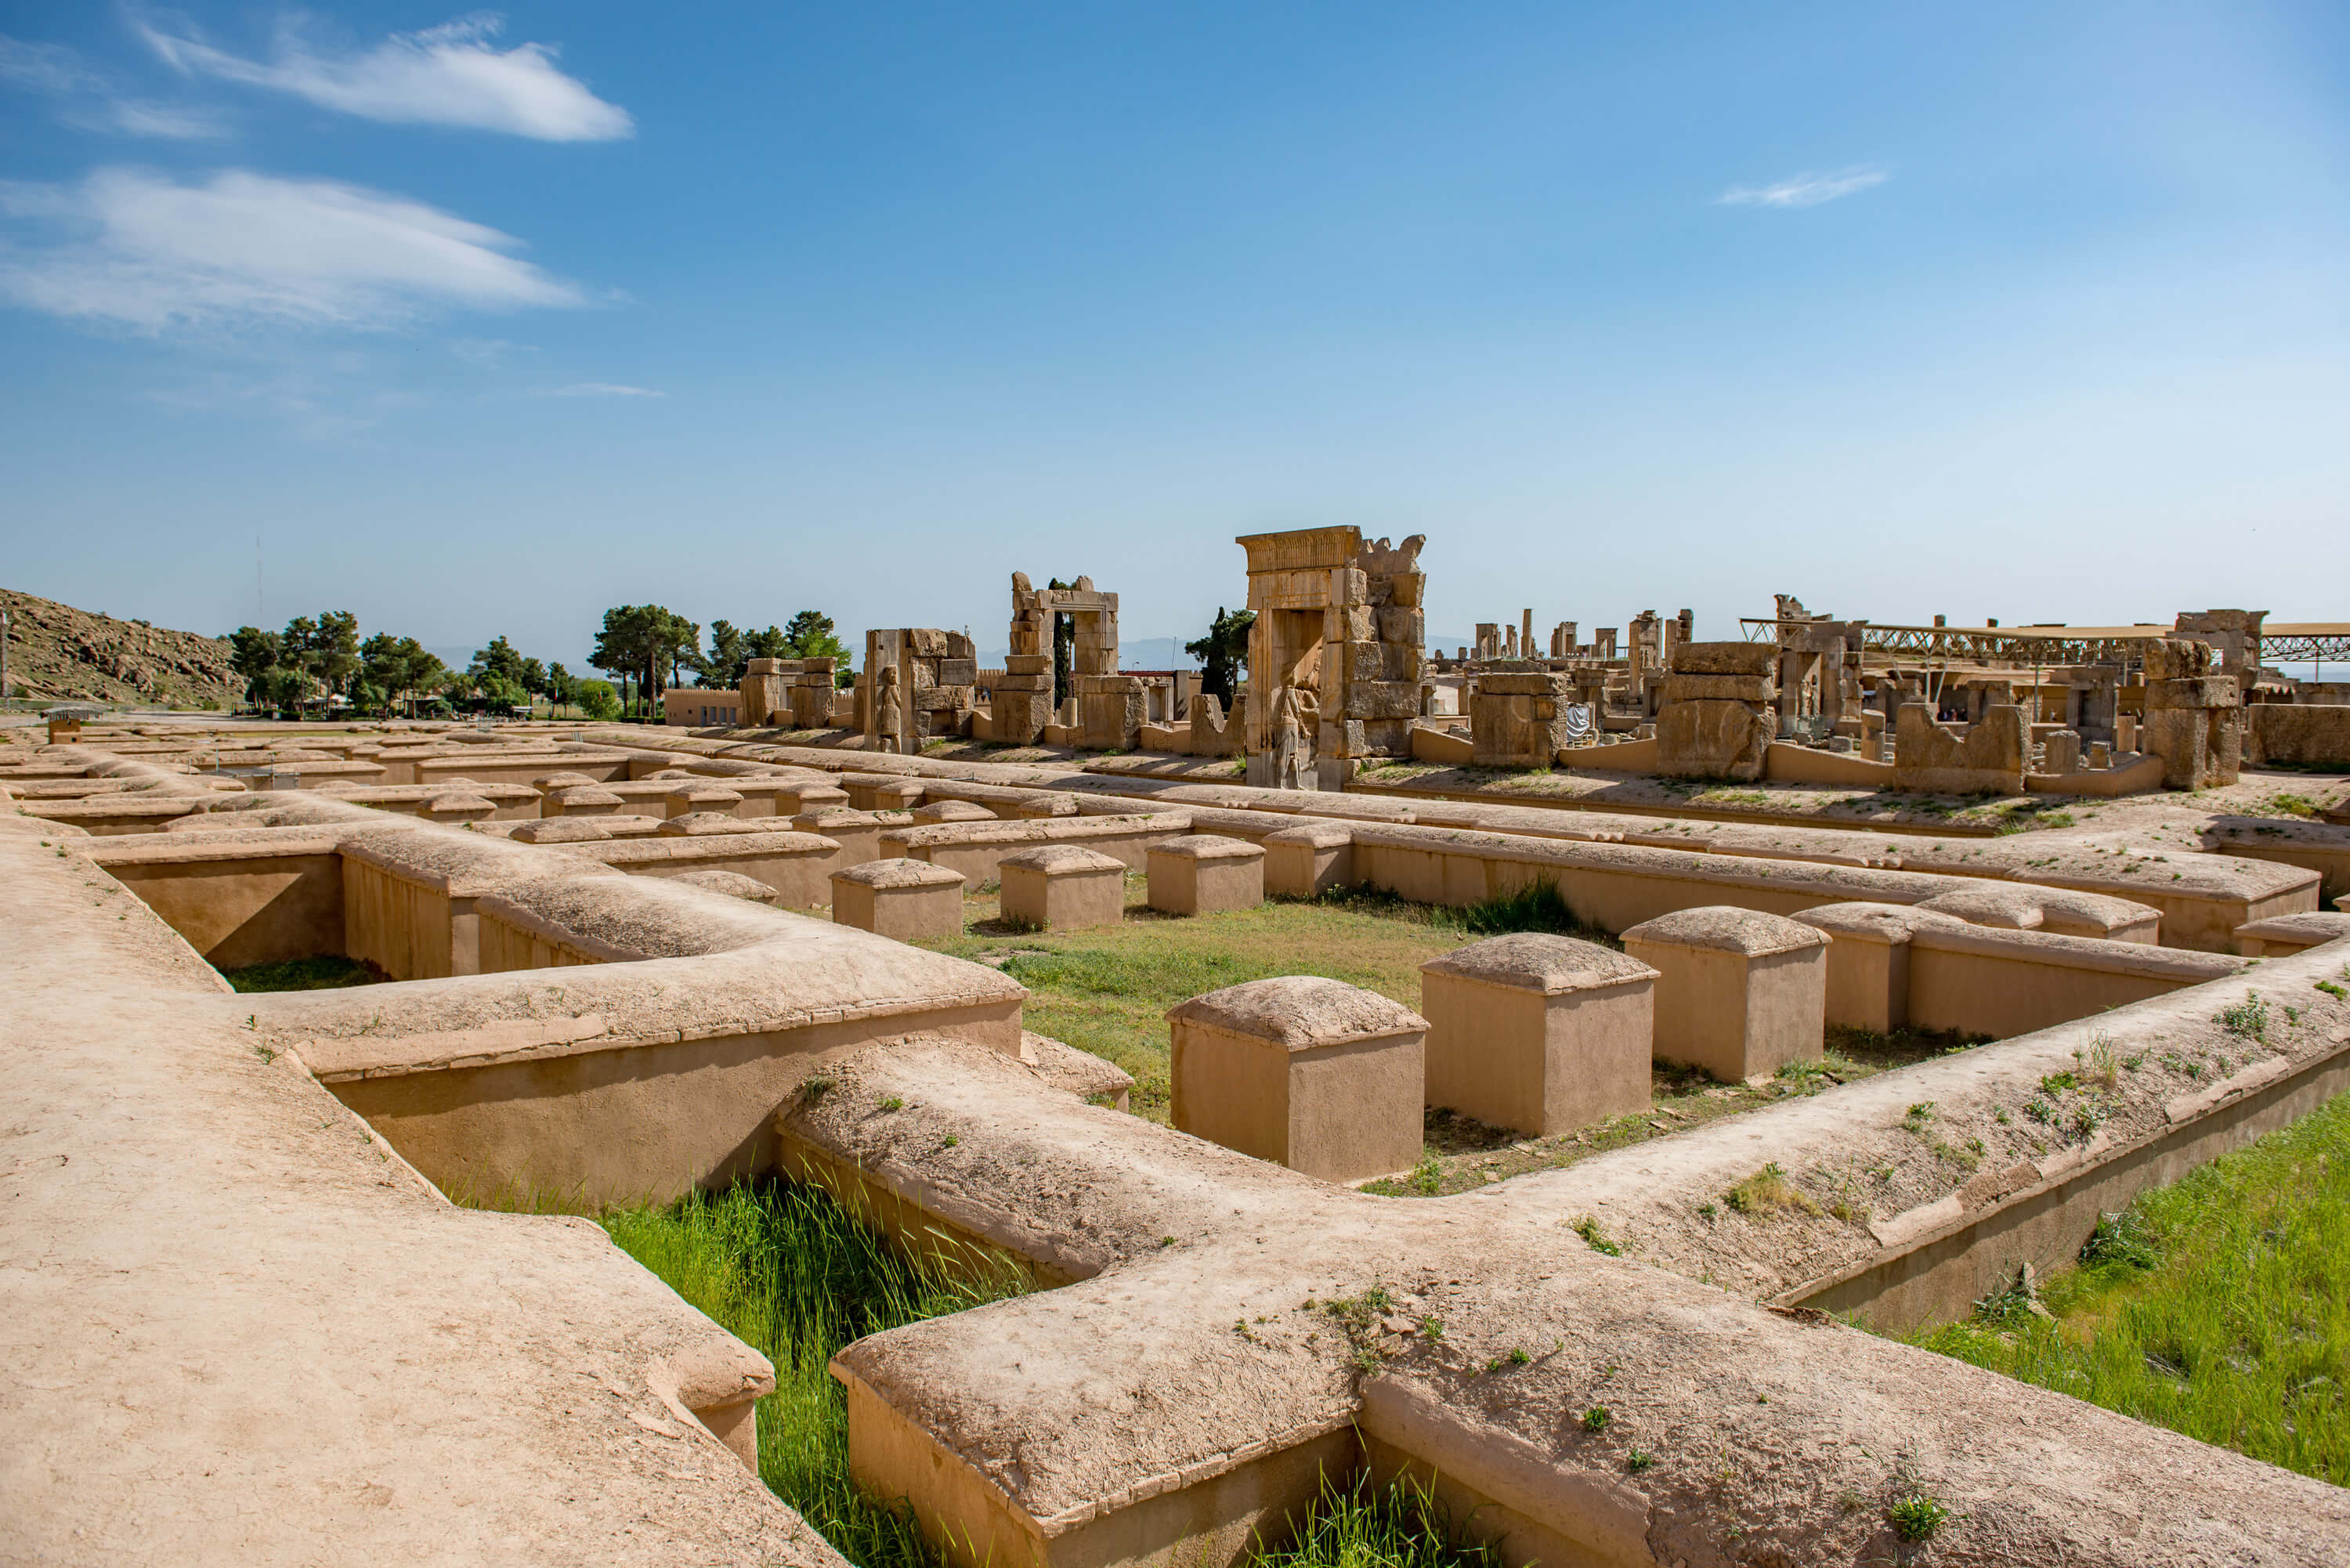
[914,879,1976,1187]
[1905,1090,2350,1487]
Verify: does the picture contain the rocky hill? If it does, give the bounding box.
[1,588,241,710]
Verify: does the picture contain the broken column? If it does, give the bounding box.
[1470,669,1571,768]
[2141,637,2243,789]
[1654,641,1777,781]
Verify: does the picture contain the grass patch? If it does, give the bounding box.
[927,887,1473,1120]
[1249,1467,1509,1568]
[221,953,389,992]
[1722,1162,1817,1218]
[1904,1091,2350,1486]
[602,1182,1026,1568]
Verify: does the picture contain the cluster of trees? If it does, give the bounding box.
[589,605,854,718]
[226,612,617,721]
[1185,606,1254,705]
[222,601,886,724]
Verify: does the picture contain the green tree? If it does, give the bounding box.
[358,634,447,717]
[701,620,748,688]
[545,661,577,715]
[591,605,699,718]
[228,627,284,709]
[780,609,851,667]
[576,679,622,721]
[471,635,526,688]
[1185,606,1255,706]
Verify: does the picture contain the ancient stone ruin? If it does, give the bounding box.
[12,564,2350,1568]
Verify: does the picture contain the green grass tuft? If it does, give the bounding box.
[602,1183,1026,1568]
[1249,1468,1507,1568]
[1904,1092,2350,1486]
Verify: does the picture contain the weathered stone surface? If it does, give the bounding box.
[1656,698,1770,781]
[1672,641,1777,676]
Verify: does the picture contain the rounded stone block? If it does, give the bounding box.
[509,818,613,844]
[1260,823,1354,900]
[998,844,1126,932]
[1146,834,1265,916]
[1621,906,1828,1083]
[418,792,496,824]
[1167,976,1427,1183]
[830,858,965,943]
[1419,934,1658,1136]
[913,799,998,824]
[544,786,623,818]
[674,869,780,904]
[663,784,744,819]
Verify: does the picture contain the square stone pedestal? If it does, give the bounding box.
[1168,977,1426,1183]
[1622,906,1828,1082]
[664,783,743,819]
[419,791,496,825]
[845,776,925,811]
[1147,835,1265,916]
[792,808,881,869]
[1419,934,1658,1136]
[772,780,851,815]
[999,844,1127,931]
[1261,823,1354,899]
[913,799,998,825]
[544,786,624,818]
[830,858,965,942]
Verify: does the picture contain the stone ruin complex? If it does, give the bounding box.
[9,712,2350,1567]
[15,543,2350,1568]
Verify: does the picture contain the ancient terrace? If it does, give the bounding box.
[8,672,2350,1566]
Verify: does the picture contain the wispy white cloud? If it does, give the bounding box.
[544,381,663,398]
[0,31,227,138]
[78,99,230,139]
[0,168,585,332]
[1719,165,1888,209]
[137,12,633,141]
[450,335,537,366]
[0,33,89,93]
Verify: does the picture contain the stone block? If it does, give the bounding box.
[2040,730,2081,775]
[1261,822,1354,898]
[912,799,996,824]
[906,629,949,658]
[1419,934,1658,1136]
[998,844,1126,932]
[913,685,967,714]
[791,807,882,869]
[1389,572,1426,609]
[744,658,789,676]
[1318,719,1366,758]
[1622,907,1828,1082]
[935,659,978,688]
[1361,718,1413,755]
[1377,605,1424,646]
[1379,642,1424,681]
[419,792,496,825]
[1344,681,1423,721]
[663,784,744,818]
[1658,699,1770,781]
[829,858,965,942]
[772,780,851,815]
[1672,641,1777,677]
[2147,675,2239,710]
[1146,834,1266,916]
[845,777,924,811]
[1660,673,1773,705]
[673,869,780,904]
[545,786,624,818]
[1004,652,1052,676]
[1168,977,1426,1183]
[1335,606,1376,644]
[945,631,975,660]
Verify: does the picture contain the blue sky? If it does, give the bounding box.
[2,2,2345,677]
